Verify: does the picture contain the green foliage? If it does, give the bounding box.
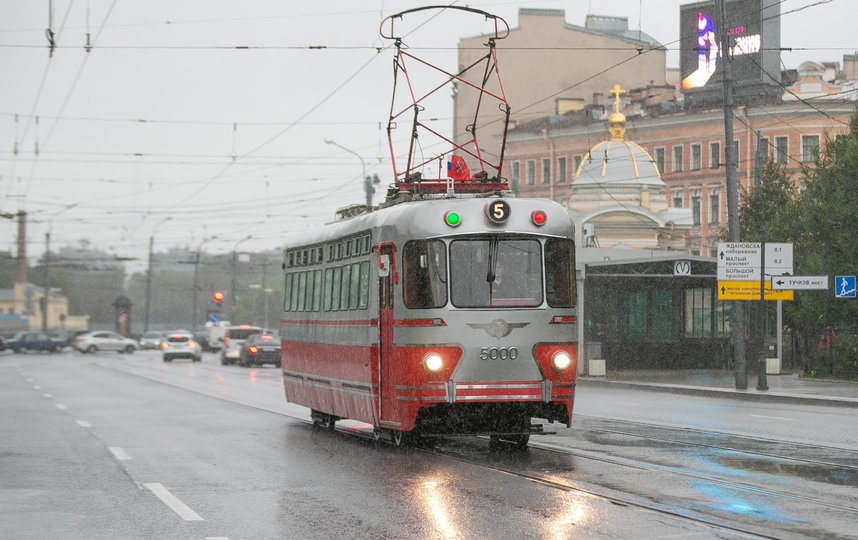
[740,104,858,376]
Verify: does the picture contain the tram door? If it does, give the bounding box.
[377,243,396,424]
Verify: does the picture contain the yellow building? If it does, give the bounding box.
[0,282,89,335]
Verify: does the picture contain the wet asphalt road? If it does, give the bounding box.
[2,350,856,539]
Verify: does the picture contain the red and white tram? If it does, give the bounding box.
[279,6,576,446]
[279,194,577,446]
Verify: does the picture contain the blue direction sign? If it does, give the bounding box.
[834,275,856,299]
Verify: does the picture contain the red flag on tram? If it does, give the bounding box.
[447,155,470,180]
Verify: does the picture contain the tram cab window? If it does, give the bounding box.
[450,238,543,308]
[545,238,576,307]
[403,240,448,309]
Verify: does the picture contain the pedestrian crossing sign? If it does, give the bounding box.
[834,275,856,299]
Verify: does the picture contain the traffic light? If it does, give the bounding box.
[212,291,224,306]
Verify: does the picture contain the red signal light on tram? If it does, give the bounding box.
[531,210,547,227]
[212,291,225,304]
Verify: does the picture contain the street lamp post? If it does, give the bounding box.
[191,235,217,331]
[231,235,252,321]
[143,217,172,333]
[325,139,369,209]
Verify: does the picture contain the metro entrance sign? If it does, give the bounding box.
[717,242,794,281]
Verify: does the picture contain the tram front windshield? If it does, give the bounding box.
[450,238,543,308]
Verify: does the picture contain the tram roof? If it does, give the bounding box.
[282,197,574,250]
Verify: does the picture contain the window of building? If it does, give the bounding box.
[709,141,720,169]
[709,187,720,224]
[802,135,820,162]
[542,158,551,184]
[557,157,567,183]
[691,190,701,225]
[573,155,582,177]
[510,161,520,185]
[731,140,739,166]
[684,287,713,338]
[654,147,665,175]
[526,160,535,184]
[672,145,683,172]
[690,143,702,171]
[672,190,683,208]
[760,137,770,159]
[775,136,788,164]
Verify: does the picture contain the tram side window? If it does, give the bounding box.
[348,262,361,309]
[331,267,342,310]
[297,272,307,311]
[312,270,322,311]
[340,264,352,309]
[304,270,315,311]
[323,268,334,311]
[403,240,448,309]
[358,261,370,309]
[283,273,293,311]
[545,238,576,307]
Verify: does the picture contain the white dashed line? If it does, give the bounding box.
[56,404,67,410]
[76,420,92,428]
[43,393,53,398]
[143,483,204,521]
[206,537,230,539]
[749,414,797,421]
[108,447,131,460]
[33,385,42,390]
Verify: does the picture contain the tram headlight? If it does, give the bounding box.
[551,351,572,371]
[424,352,444,373]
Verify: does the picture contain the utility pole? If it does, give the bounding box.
[42,232,50,332]
[755,131,769,391]
[144,217,171,333]
[719,0,747,389]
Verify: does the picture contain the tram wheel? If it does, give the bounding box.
[371,428,382,442]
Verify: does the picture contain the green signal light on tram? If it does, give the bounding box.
[444,211,462,227]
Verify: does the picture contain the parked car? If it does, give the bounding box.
[160,332,202,363]
[0,335,6,352]
[139,331,165,350]
[238,332,281,367]
[73,331,138,354]
[7,331,66,353]
[220,325,264,365]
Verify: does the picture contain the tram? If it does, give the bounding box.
[278,6,577,446]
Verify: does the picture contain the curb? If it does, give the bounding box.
[577,377,858,408]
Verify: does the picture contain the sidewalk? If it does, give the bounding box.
[578,370,858,407]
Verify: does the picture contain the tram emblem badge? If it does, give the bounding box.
[468,319,529,338]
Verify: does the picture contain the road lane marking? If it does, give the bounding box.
[56,404,67,410]
[749,414,796,421]
[143,483,204,521]
[109,447,131,460]
[33,385,41,390]
[206,537,230,540]
[43,393,52,398]
[76,420,92,428]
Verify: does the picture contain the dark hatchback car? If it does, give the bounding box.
[238,333,281,367]
[7,332,66,353]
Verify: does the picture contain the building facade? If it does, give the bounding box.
[506,83,855,255]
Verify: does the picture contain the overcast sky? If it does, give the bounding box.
[0,0,852,274]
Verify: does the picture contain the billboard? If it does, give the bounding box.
[679,0,780,93]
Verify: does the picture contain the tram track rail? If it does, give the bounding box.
[104,358,858,538]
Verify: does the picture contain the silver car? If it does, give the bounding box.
[160,332,202,363]
[139,331,165,350]
[219,325,263,365]
[73,331,138,354]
